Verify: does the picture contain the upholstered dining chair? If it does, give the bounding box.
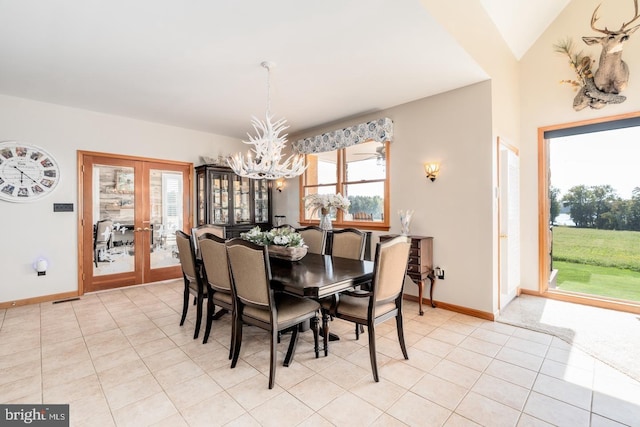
[225,238,321,389]
[198,233,234,348]
[325,227,368,338]
[325,235,411,382]
[176,230,206,339]
[328,228,367,260]
[93,219,113,267]
[295,225,326,255]
[191,224,225,258]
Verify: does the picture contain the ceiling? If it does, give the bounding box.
[0,0,569,139]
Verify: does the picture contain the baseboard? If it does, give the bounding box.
[0,291,81,310]
[403,294,494,321]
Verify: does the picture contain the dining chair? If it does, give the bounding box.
[198,233,234,349]
[295,225,326,255]
[328,228,367,260]
[325,227,368,338]
[325,235,411,382]
[191,224,225,258]
[225,238,321,389]
[93,219,113,267]
[175,230,206,339]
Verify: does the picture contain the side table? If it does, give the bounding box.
[379,234,435,315]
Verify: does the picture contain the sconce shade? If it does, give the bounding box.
[424,162,440,182]
[275,179,284,192]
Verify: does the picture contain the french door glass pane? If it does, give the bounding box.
[93,165,135,276]
[150,169,183,269]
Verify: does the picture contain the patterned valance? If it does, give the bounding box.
[293,117,393,154]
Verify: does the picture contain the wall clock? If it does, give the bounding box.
[0,141,61,202]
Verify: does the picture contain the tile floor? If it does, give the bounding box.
[1,280,639,426]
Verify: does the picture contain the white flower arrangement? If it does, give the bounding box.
[303,193,351,217]
[240,226,305,248]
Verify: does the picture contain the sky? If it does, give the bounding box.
[550,126,640,200]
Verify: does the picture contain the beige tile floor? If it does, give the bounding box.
[1,280,640,426]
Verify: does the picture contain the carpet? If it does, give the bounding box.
[497,295,640,383]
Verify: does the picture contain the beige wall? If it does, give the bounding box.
[278,81,496,312]
[0,94,243,303]
[518,0,640,291]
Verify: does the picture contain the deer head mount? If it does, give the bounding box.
[557,0,639,110]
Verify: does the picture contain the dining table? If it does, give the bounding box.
[269,253,374,359]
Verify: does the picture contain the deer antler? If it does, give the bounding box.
[620,0,640,31]
[590,4,615,35]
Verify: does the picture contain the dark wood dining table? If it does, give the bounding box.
[269,253,374,358]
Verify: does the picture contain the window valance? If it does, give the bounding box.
[293,117,393,154]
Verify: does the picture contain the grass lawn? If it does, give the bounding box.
[552,226,640,302]
[554,261,640,302]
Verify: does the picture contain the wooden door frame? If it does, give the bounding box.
[77,150,193,295]
[536,111,640,314]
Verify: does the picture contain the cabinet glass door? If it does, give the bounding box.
[210,172,230,225]
[233,175,251,224]
[254,179,269,223]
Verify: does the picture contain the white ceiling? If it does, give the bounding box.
[0,0,568,139]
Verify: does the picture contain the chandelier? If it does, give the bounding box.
[228,61,306,180]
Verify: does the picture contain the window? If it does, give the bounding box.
[300,140,390,230]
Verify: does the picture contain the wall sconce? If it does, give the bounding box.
[275,179,284,192]
[34,258,48,276]
[424,162,440,182]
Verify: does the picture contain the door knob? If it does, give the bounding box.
[136,227,143,232]
[143,227,151,231]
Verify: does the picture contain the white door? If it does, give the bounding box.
[499,140,520,310]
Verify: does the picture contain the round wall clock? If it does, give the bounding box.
[0,141,61,202]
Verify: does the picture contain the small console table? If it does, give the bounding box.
[379,234,435,315]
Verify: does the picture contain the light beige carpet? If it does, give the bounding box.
[497,295,640,382]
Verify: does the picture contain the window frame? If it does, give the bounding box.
[298,140,390,231]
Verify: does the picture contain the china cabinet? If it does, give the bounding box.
[195,165,272,237]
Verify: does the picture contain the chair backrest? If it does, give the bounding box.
[226,238,272,309]
[372,236,411,304]
[192,224,225,256]
[175,230,198,282]
[296,226,326,255]
[272,223,295,232]
[329,228,366,260]
[198,233,232,293]
[95,219,113,245]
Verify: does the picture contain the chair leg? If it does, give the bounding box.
[322,310,330,357]
[311,315,320,358]
[179,279,189,326]
[367,322,379,382]
[396,313,409,360]
[228,310,236,360]
[231,315,243,368]
[269,328,278,389]
[193,293,203,339]
[283,326,300,367]
[202,294,214,344]
[355,323,364,340]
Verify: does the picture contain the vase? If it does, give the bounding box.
[319,208,332,231]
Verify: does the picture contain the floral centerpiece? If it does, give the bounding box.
[303,193,351,230]
[240,226,308,261]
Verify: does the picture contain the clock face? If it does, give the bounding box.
[0,141,60,202]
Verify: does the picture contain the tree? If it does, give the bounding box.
[549,186,561,224]
[591,185,619,229]
[562,185,594,228]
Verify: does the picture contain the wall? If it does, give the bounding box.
[276,81,496,313]
[518,0,640,291]
[0,93,243,304]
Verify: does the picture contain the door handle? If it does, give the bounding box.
[499,234,508,238]
[135,227,143,232]
[143,227,151,231]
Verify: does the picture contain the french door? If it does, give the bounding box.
[79,151,192,293]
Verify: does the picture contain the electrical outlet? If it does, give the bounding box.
[435,267,445,280]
